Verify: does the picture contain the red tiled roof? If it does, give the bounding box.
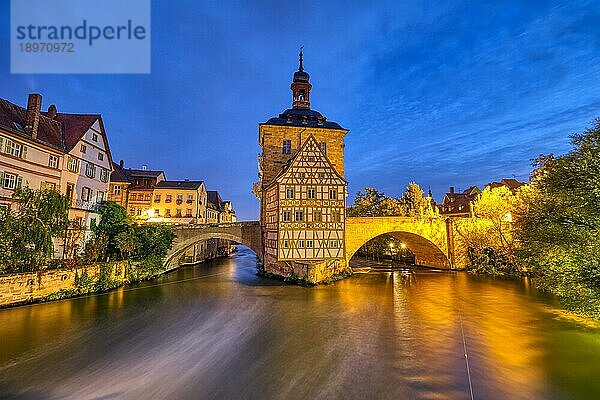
[110,162,130,183]
[486,178,526,193]
[0,97,101,153]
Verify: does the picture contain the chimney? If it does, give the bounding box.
[119,159,124,168]
[449,186,455,194]
[25,93,42,139]
[47,104,57,119]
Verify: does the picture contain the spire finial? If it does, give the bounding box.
[299,45,304,71]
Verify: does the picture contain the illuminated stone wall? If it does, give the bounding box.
[0,262,127,308]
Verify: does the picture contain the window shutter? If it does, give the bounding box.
[22,146,27,159]
[16,176,23,189]
[0,172,4,188]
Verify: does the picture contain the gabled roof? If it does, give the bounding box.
[155,180,204,190]
[0,96,109,161]
[207,190,224,210]
[110,161,130,183]
[486,178,526,193]
[266,134,346,189]
[126,169,165,179]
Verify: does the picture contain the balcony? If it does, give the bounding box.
[72,199,100,211]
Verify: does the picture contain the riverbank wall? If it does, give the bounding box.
[0,239,235,309]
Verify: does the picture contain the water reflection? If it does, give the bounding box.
[1,247,599,399]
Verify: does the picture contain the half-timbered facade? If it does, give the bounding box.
[258,51,350,282]
[264,135,346,262]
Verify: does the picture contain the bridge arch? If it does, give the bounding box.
[165,222,263,269]
[345,217,452,269]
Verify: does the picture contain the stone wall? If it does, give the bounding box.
[0,262,127,308]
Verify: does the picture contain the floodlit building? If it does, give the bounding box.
[256,50,349,281]
[150,180,208,224]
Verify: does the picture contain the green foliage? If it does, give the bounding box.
[455,186,523,275]
[88,201,131,261]
[0,187,69,272]
[132,224,176,260]
[347,183,437,218]
[515,119,600,317]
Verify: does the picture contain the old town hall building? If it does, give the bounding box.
[256,51,349,281]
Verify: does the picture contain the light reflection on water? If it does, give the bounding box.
[1,247,599,399]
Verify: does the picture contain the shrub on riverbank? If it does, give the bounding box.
[515,119,600,318]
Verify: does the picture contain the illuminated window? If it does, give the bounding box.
[2,172,17,189]
[48,155,58,169]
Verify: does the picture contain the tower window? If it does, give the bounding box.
[298,89,306,101]
[319,142,327,155]
[282,140,291,154]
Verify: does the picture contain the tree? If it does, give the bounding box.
[453,186,524,275]
[90,201,130,261]
[400,182,438,218]
[515,119,600,316]
[347,183,437,218]
[347,187,401,217]
[0,187,69,272]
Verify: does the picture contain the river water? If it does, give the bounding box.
[1,246,600,400]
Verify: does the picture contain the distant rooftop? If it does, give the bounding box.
[155,180,204,190]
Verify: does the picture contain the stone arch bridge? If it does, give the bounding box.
[165,217,469,270]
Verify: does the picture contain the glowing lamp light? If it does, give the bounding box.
[146,209,155,217]
[400,243,407,249]
[504,212,513,222]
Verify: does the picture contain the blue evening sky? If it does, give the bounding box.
[1,1,599,220]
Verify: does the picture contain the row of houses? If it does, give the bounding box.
[439,178,526,217]
[0,93,235,256]
[108,161,236,224]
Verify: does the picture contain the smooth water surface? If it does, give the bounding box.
[1,247,600,399]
